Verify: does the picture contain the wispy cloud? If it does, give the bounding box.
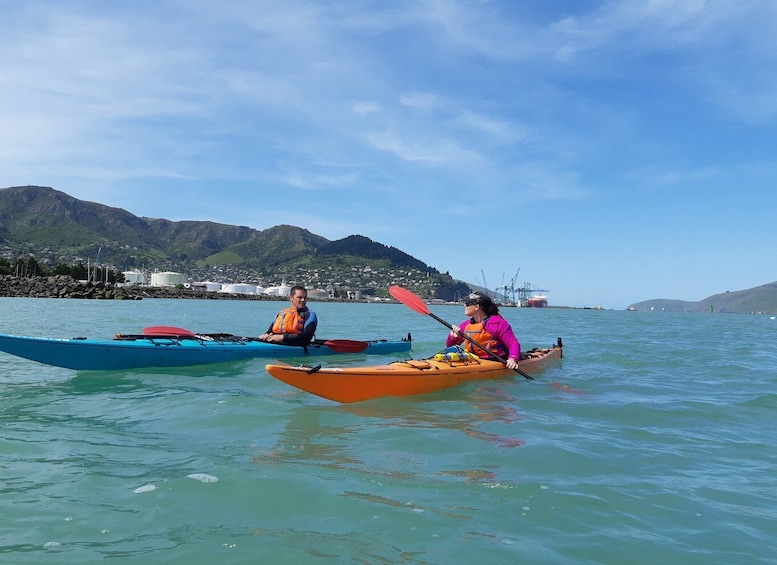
[364,128,481,165]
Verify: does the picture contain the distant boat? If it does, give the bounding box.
[526,294,548,308]
[627,306,637,311]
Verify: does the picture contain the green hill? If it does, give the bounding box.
[0,185,259,265]
[0,185,469,300]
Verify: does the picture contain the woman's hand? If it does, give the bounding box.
[449,324,461,337]
[505,357,519,370]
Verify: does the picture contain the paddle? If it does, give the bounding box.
[323,339,369,353]
[142,326,369,353]
[143,325,196,336]
[388,285,534,380]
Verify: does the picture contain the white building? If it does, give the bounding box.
[308,288,330,300]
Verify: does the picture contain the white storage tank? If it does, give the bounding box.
[221,283,248,294]
[264,283,291,296]
[150,271,187,287]
[122,270,147,285]
[242,283,258,294]
[222,283,259,295]
[187,281,222,292]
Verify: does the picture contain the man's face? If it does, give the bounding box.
[290,290,308,309]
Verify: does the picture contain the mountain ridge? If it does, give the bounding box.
[0,185,469,300]
[628,281,777,314]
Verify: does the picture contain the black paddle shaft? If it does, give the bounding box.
[428,312,533,380]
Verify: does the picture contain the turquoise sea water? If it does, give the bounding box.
[1,297,776,564]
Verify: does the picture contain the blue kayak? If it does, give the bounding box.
[0,332,412,371]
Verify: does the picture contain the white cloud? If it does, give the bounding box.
[283,171,360,190]
[364,129,481,165]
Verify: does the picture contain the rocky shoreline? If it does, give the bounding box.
[0,275,283,301]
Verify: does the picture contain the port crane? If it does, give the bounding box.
[495,268,521,305]
[484,268,550,306]
[494,269,550,306]
[88,247,110,284]
[516,282,550,306]
[480,269,489,297]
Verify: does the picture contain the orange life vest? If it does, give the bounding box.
[461,318,506,358]
[271,307,308,335]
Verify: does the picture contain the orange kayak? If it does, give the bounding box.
[265,338,563,403]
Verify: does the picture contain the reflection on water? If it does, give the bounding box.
[254,385,530,487]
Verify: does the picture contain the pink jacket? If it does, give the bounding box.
[445,314,521,361]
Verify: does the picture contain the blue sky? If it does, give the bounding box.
[2,1,776,309]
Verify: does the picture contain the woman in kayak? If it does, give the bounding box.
[445,291,521,369]
[259,285,318,346]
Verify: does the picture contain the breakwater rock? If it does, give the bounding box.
[0,275,278,300]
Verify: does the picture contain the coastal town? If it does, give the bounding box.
[0,255,450,302]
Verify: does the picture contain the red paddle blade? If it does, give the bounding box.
[324,339,368,353]
[143,325,195,336]
[389,285,430,315]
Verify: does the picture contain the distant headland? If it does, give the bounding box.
[627,281,777,314]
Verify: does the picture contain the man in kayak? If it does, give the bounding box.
[445,291,521,369]
[259,285,318,346]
